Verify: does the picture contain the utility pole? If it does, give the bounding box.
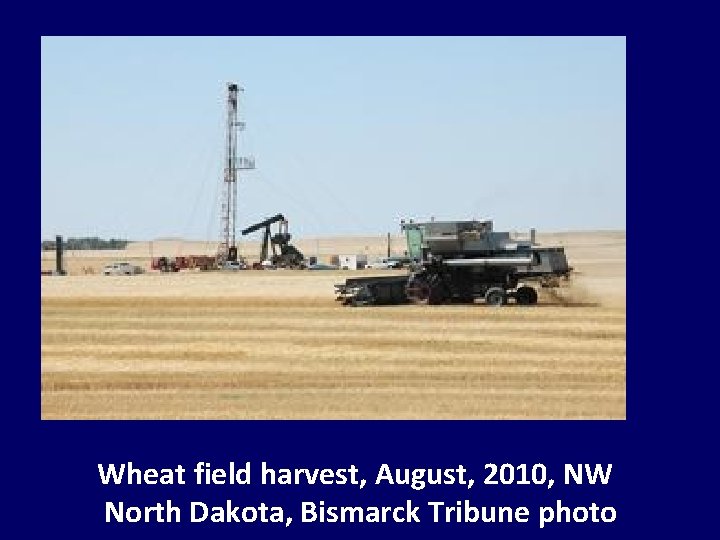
[219,82,255,263]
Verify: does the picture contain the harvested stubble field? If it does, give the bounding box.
[41,231,625,420]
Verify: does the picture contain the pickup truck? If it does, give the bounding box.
[221,260,247,271]
[103,262,143,275]
[366,258,403,270]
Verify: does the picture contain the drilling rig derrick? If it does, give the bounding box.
[218,82,255,264]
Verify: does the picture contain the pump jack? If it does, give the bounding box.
[241,214,306,269]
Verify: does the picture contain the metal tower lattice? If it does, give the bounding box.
[219,82,255,262]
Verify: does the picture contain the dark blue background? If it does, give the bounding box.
[9,0,708,536]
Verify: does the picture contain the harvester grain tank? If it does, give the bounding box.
[335,218,572,306]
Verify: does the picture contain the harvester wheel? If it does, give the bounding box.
[515,286,538,305]
[407,274,449,305]
[406,275,430,304]
[427,275,451,305]
[485,287,507,307]
[428,285,449,304]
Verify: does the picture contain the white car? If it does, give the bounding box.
[103,262,143,276]
[221,260,247,271]
[367,258,402,269]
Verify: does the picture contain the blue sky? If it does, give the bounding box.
[41,36,625,240]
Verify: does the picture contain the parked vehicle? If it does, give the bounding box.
[386,256,415,268]
[308,263,340,271]
[103,262,143,276]
[221,260,247,271]
[367,257,402,269]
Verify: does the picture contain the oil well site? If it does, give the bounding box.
[41,39,626,420]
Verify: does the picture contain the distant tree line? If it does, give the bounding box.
[41,237,130,251]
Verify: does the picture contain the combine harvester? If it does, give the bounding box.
[335,219,571,306]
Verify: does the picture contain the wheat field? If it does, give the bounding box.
[41,231,625,420]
